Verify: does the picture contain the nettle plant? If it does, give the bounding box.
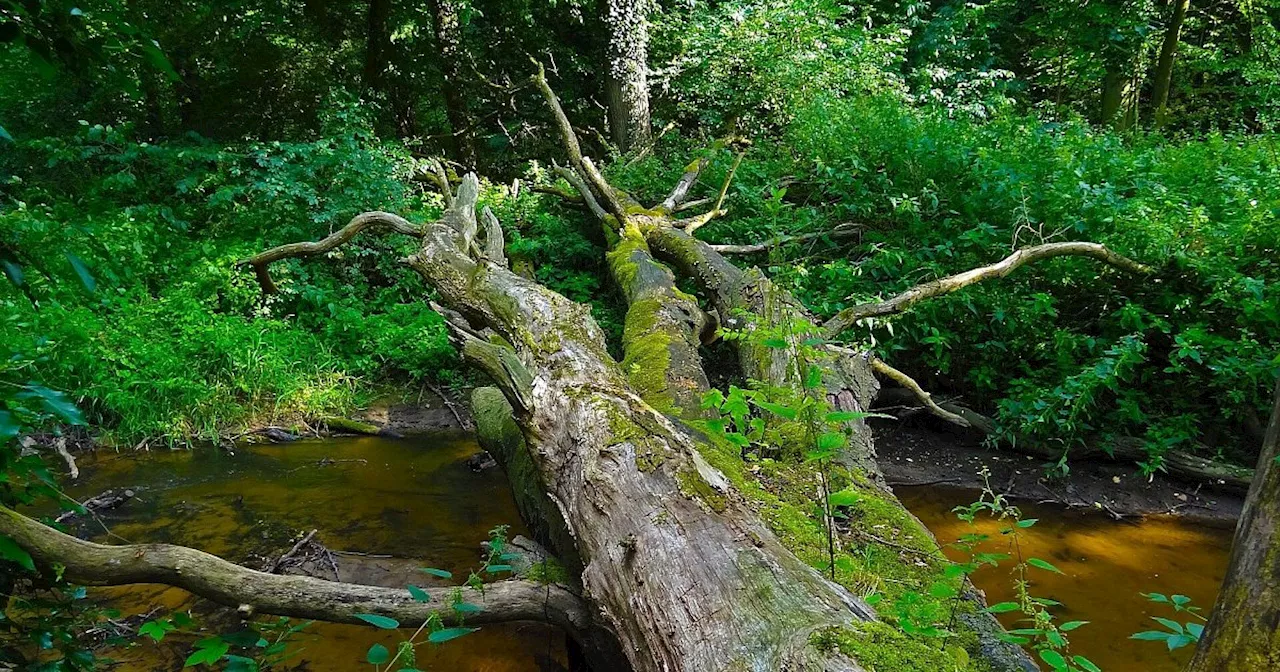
[950,469,1099,672]
[701,314,887,579]
[1130,592,1207,652]
[353,525,518,671]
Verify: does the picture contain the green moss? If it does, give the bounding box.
[522,556,571,584]
[810,623,970,672]
[676,464,729,512]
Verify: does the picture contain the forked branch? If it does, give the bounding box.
[0,505,589,637]
[244,212,421,294]
[823,242,1152,337]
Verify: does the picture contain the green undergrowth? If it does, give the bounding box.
[689,421,991,671]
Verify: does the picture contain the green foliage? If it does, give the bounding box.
[1131,592,1207,652]
[1,109,468,442]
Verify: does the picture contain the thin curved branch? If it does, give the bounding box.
[823,242,1152,337]
[554,164,607,221]
[708,223,863,255]
[870,358,970,428]
[244,212,421,294]
[682,151,744,235]
[530,62,627,222]
[0,505,589,638]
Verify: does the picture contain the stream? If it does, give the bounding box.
[60,434,1233,672]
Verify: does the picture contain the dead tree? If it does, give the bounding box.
[1,67,1158,672]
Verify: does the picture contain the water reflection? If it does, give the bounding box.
[898,485,1232,672]
[64,434,566,671]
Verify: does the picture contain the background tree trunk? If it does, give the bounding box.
[427,0,477,166]
[1152,0,1191,127]
[362,0,391,95]
[604,0,652,152]
[1187,379,1280,671]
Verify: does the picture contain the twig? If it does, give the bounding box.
[266,529,317,574]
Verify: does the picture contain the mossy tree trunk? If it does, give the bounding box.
[1186,380,1280,671]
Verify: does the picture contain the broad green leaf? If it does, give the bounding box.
[0,125,11,142]
[0,411,18,442]
[1186,622,1204,639]
[366,643,390,664]
[407,584,432,602]
[184,637,229,667]
[1073,655,1102,672]
[419,567,453,579]
[1151,617,1184,634]
[754,400,797,420]
[453,602,484,613]
[1130,630,1171,641]
[1038,649,1068,671]
[354,613,400,629]
[1059,620,1089,631]
[0,534,36,571]
[986,602,1019,613]
[1015,518,1038,528]
[485,564,514,574]
[1,259,22,286]
[761,337,788,349]
[428,627,479,644]
[66,253,96,293]
[1027,558,1063,574]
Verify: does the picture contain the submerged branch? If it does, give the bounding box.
[823,242,1152,337]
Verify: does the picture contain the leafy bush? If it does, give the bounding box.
[0,104,462,442]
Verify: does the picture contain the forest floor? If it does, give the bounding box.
[877,423,1244,525]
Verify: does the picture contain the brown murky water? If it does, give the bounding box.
[57,437,1235,672]
[898,486,1234,672]
[62,434,565,672]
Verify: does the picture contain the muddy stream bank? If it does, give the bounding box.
[54,427,1238,671]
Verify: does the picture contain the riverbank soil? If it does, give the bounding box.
[877,423,1244,525]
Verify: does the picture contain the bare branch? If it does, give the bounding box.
[682,151,744,235]
[0,505,589,637]
[823,242,1152,337]
[554,163,608,221]
[870,358,970,428]
[708,224,862,255]
[530,62,628,222]
[244,212,421,294]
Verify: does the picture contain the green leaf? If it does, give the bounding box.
[1059,620,1089,631]
[1073,655,1102,672]
[986,602,1019,614]
[184,637,229,667]
[803,365,823,389]
[407,585,432,602]
[816,432,845,453]
[0,411,18,442]
[1141,592,1169,603]
[1015,518,1038,528]
[0,534,36,571]
[419,567,453,579]
[1027,558,1063,574]
[141,40,181,81]
[428,627,479,644]
[2,259,23,286]
[354,613,400,629]
[66,253,96,293]
[761,338,788,349]
[754,400,797,420]
[1130,630,1171,641]
[1171,594,1192,607]
[1151,617,1184,634]
[1166,633,1194,650]
[453,602,483,613]
[138,620,169,642]
[19,385,84,425]
[1038,649,1068,671]
[1186,622,1204,639]
[0,125,11,142]
[365,643,390,664]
